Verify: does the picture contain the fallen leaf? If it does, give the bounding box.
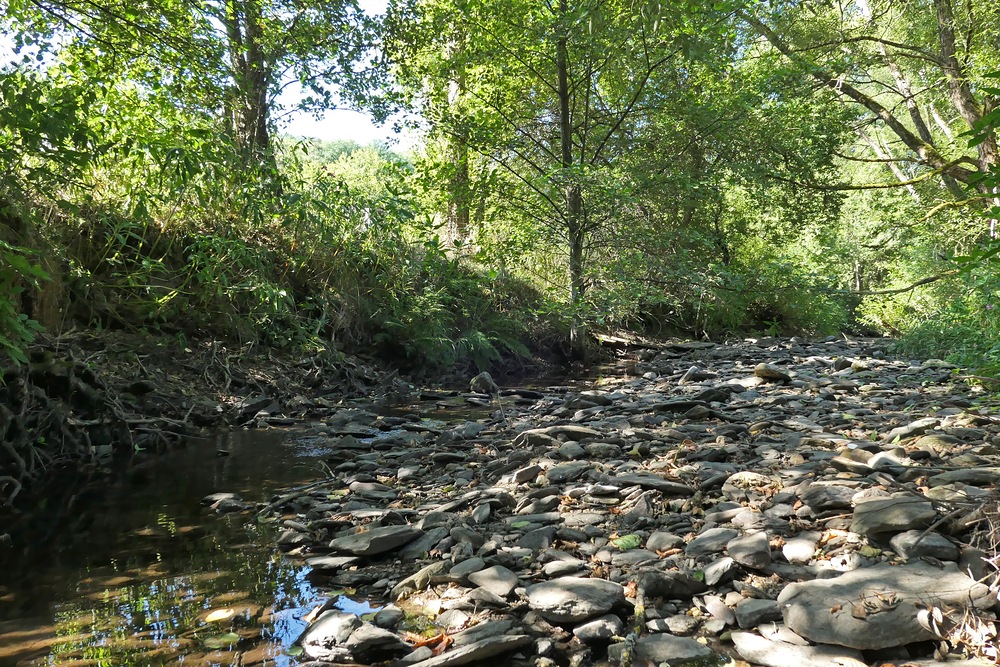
[301,605,323,624]
[204,632,241,649]
[205,608,236,623]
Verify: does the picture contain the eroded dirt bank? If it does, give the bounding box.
[0,329,406,511]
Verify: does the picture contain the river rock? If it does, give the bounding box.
[850,496,936,536]
[404,634,532,667]
[467,565,518,598]
[731,631,866,667]
[889,530,959,561]
[329,525,425,556]
[727,531,771,569]
[607,634,717,665]
[526,577,625,622]
[299,610,361,661]
[800,483,856,511]
[638,570,708,598]
[778,562,996,649]
[755,363,791,382]
[686,527,738,556]
[735,598,782,628]
[572,613,623,641]
[545,461,592,483]
[344,623,410,661]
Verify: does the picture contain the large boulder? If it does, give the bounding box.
[778,562,995,650]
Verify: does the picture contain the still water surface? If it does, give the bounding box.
[0,429,342,667]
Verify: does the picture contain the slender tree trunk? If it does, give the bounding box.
[225,0,272,163]
[557,0,586,358]
[446,39,470,240]
[933,0,995,172]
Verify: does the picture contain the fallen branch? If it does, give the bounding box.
[955,374,1000,384]
[830,269,961,296]
[618,583,647,667]
[257,477,340,515]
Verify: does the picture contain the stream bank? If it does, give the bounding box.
[0,327,418,511]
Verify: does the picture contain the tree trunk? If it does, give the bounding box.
[225,0,272,163]
[446,39,471,240]
[557,0,586,358]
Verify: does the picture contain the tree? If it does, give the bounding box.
[5,0,379,162]
[389,0,730,354]
[737,0,999,210]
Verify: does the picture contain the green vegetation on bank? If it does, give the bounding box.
[2,0,1000,374]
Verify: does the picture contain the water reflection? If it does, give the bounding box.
[0,429,336,667]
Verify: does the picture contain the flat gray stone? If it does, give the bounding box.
[545,461,592,483]
[344,623,410,661]
[735,598,782,628]
[608,634,717,664]
[686,527,739,556]
[467,565,518,598]
[727,532,771,569]
[526,577,625,622]
[889,530,959,561]
[731,631,865,667]
[613,473,692,495]
[572,613,623,641]
[755,363,791,382]
[850,496,936,536]
[646,531,684,552]
[404,634,532,667]
[300,610,361,661]
[800,484,856,511]
[778,562,996,650]
[330,525,424,556]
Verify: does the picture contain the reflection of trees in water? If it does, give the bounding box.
[41,517,317,665]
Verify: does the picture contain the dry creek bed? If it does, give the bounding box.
[207,336,1000,667]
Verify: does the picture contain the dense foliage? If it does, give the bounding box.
[2,0,999,371]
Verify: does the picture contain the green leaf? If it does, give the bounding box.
[204,631,241,648]
[610,534,642,550]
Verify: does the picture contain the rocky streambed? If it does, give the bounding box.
[216,336,1000,667]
